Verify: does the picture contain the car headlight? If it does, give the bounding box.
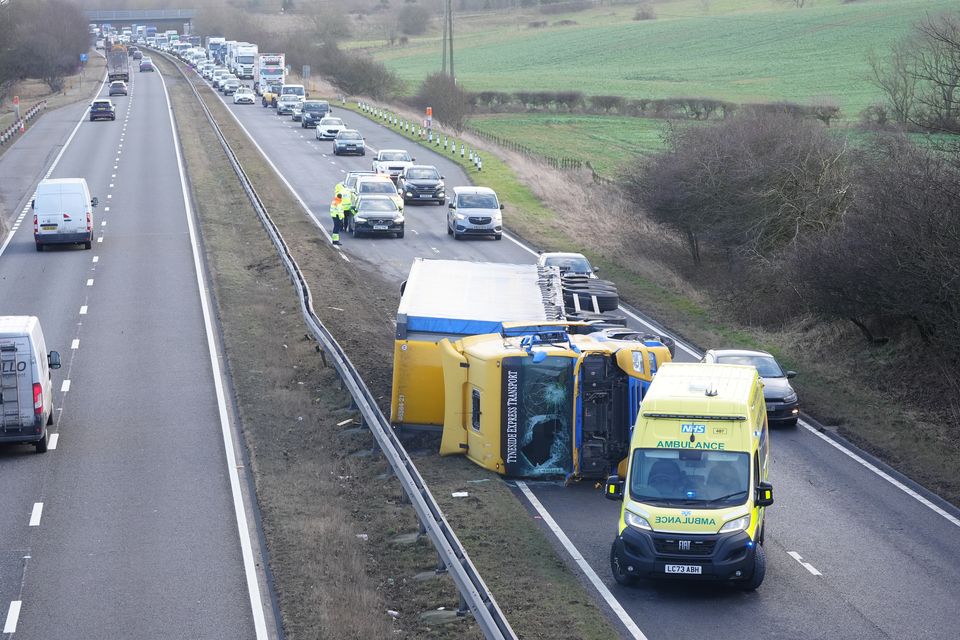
[455,213,466,221]
[495,214,503,222]
[354,216,367,223]
[405,191,413,197]
[718,514,750,534]
[783,392,798,403]
[394,216,405,223]
[624,510,652,532]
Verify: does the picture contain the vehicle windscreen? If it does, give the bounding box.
[715,355,784,378]
[320,118,343,126]
[338,132,362,141]
[458,193,498,209]
[237,55,255,64]
[545,256,591,273]
[359,182,396,194]
[405,168,439,180]
[360,199,398,213]
[381,151,411,161]
[629,448,750,508]
[281,86,305,96]
[303,102,326,112]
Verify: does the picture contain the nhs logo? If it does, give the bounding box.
[681,424,706,434]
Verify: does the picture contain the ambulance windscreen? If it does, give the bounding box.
[629,449,749,507]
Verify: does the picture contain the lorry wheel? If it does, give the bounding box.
[610,539,638,587]
[740,543,766,591]
[35,433,48,453]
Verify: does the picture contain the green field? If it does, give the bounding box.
[372,0,954,118]
[467,114,681,176]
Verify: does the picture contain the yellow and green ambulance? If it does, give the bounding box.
[606,362,774,589]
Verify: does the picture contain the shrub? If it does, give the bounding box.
[634,5,656,20]
[398,5,431,36]
[411,72,472,131]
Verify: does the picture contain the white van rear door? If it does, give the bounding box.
[35,191,63,236]
[0,337,35,429]
[60,191,87,234]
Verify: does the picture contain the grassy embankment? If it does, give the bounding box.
[367,0,956,174]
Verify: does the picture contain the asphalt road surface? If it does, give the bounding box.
[202,68,960,640]
[0,69,269,638]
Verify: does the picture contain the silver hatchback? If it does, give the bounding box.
[446,186,503,240]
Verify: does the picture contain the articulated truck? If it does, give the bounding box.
[391,259,673,480]
[255,53,285,95]
[107,45,130,82]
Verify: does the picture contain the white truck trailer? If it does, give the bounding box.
[254,53,285,95]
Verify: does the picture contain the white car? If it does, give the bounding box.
[372,149,415,182]
[315,116,346,140]
[233,87,255,104]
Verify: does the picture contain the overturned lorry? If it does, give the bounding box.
[391,259,673,480]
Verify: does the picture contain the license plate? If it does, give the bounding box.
[664,564,702,575]
[419,194,432,199]
[373,224,388,230]
[41,225,58,230]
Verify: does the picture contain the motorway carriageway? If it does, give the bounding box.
[0,67,273,637]
[195,66,960,640]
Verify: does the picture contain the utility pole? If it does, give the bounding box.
[440,0,454,81]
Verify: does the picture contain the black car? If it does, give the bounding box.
[352,195,404,238]
[398,165,445,205]
[108,81,127,96]
[89,99,116,121]
[299,100,331,128]
[333,129,365,156]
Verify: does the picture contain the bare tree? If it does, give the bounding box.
[911,12,960,133]
[412,72,471,131]
[868,40,918,125]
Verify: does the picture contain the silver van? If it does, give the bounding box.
[33,178,98,251]
[0,316,61,453]
[446,186,503,240]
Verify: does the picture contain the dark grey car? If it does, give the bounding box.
[333,129,365,156]
[398,165,445,205]
[701,349,800,427]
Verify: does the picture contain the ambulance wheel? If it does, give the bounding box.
[610,539,638,587]
[741,543,766,591]
[35,433,48,454]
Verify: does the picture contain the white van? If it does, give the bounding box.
[280,83,306,99]
[0,316,61,453]
[33,178,98,251]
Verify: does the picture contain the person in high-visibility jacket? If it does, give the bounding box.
[340,188,355,234]
[330,193,344,245]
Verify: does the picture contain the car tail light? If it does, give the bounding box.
[33,214,38,234]
[87,212,92,232]
[34,383,43,416]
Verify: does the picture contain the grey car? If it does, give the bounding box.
[701,349,800,427]
[333,129,365,156]
[447,186,503,240]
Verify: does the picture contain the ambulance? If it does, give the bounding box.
[605,362,774,589]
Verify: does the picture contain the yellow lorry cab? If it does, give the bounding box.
[605,362,774,590]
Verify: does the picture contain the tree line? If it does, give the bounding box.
[0,0,90,96]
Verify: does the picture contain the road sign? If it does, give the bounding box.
[426,107,433,117]
[80,53,88,63]
[302,65,310,80]
[12,96,19,106]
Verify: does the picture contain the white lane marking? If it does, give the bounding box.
[0,71,109,257]
[411,229,419,235]
[92,255,99,263]
[113,165,118,169]
[109,183,114,187]
[111,174,116,178]
[48,433,59,450]
[97,237,103,243]
[60,380,71,392]
[104,207,110,212]
[71,339,79,350]
[517,482,648,640]
[157,68,270,640]
[101,221,107,227]
[107,194,112,199]
[79,306,88,315]
[430,247,439,254]
[86,279,94,286]
[800,420,960,529]
[3,601,22,633]
[788,551,822,576]
[29,503,43,527]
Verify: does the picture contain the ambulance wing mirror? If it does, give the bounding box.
[48,351,62,370]
[604,475,624,501]
[755,481,774,508]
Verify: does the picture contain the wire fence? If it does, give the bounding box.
[0,101,48,146]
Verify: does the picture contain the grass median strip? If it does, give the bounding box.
[162,57,624,638]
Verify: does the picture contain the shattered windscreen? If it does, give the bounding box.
[501,356,574,477]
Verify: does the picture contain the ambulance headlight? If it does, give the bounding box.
[719,514,750,534]
[624,510,652,532]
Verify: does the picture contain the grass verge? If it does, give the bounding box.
[161,56,624,638]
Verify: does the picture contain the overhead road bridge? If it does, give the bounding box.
[85,9,196,29]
